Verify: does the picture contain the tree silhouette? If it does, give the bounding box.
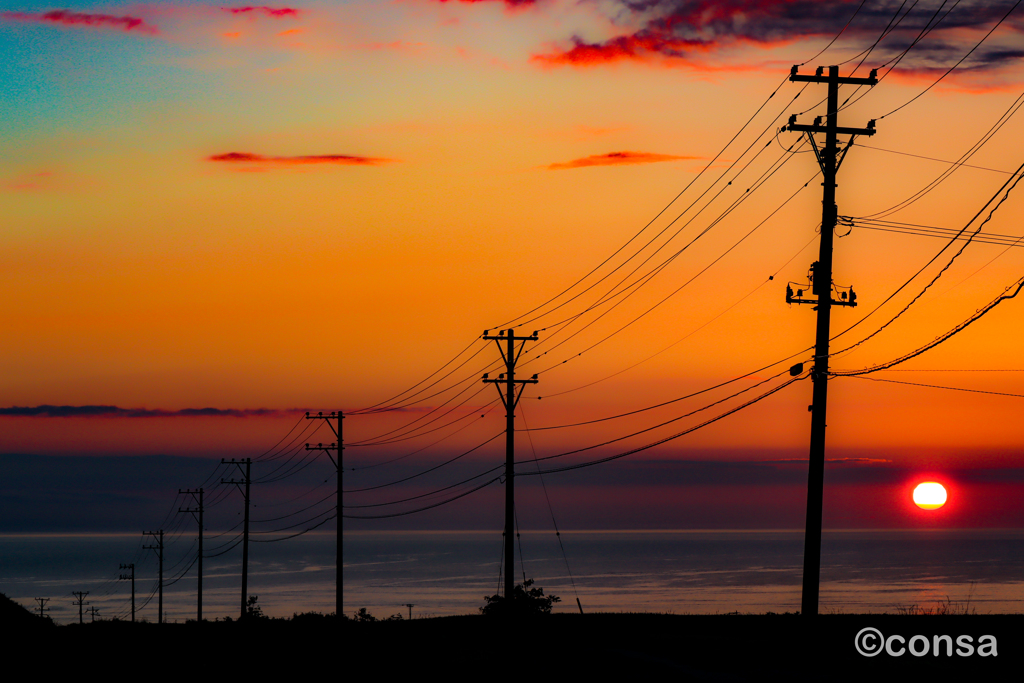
[480,579,560,617]
[245,594,265,619]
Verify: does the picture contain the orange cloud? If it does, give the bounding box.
[207,152,397,167]
[546,151,701,170]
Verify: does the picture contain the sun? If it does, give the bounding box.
[913,482,947,510]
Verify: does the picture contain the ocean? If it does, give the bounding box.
[3,529,1023,623]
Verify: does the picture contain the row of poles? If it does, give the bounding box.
[105,412,344,624]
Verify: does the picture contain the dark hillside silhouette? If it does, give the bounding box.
[0,593,51,628]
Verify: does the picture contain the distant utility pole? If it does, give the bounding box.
[405,603,415,620]
[71,591,89,625]
[88,605,100,623]
[482,328,538,604]
[222,458,252,619]
[305,410,342,619]
[33,597,50,620]
[119,563,135,623]
[142,530,164,623]
[782,64,878,617]
[179,488,204,622]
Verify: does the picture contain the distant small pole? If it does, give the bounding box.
[34,597,50,620]
[88,605,100,622]
[143,530,164,623]
[72,591,89,625]
[405,603,414,620]
[222,459,252,619]
[179,488,204,621]
[305,411,342,618]
[119,563,135,622]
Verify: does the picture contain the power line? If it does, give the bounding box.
[344,430,503,493]
[846,374,1024,398]
[520,375,806,477]
[833,276,1024,377]
[877,0,1023,120]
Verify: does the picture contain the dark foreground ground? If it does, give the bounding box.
[8,606,1022,680]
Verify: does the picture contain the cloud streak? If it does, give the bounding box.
[208,152,397,167]
[1,9,157,33]
[547,151,700,170]
[0,405,292,418]
[222,6,301,17]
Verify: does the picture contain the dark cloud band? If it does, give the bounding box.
[0,405,290,418]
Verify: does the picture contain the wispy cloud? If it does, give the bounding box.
[547,151,700,170]
[0,405,290,418]
[222,6,301,18]
[1,9,157,34]
[207,152,397,167]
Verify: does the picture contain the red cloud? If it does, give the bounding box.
[1,10,157,33]
[531,0,1024,72]
[547,151,700,170]
[222,6,300,17]
[208,152,396,167]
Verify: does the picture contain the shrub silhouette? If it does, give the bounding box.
[354,607,377,622]
[480,579,560,616]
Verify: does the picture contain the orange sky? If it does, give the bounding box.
[4,1,1024,529]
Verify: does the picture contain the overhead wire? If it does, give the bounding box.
[350,402,501,471]
[833,276,1024,377]
[877,0,1023,120]
[829,156,1024,358]
[344,430,503,493]
[847,374,1024,398]
[520,375,807,476]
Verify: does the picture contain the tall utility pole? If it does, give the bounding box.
[222,458,252,619]
[179,488,204,622]
[34,597,50,620]
[482,328,538,603]
[119,563,135,622]
[781,64,878,616]
[305,411,341,619]
[143,530,164,623]
[71,591,89,625]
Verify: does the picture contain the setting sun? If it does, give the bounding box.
[913,482,948,510]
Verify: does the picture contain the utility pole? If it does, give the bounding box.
[71,591,89,625]
[781,64,878,616]
[222,458,251,619]
[482,327,538,603]
[142,530,164,623]
[119,563,135,622]
[88,605,100,622]
[179,488,204,622]
[405,603,414,620]
[305,410,341,619]
[33,597,50,620]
